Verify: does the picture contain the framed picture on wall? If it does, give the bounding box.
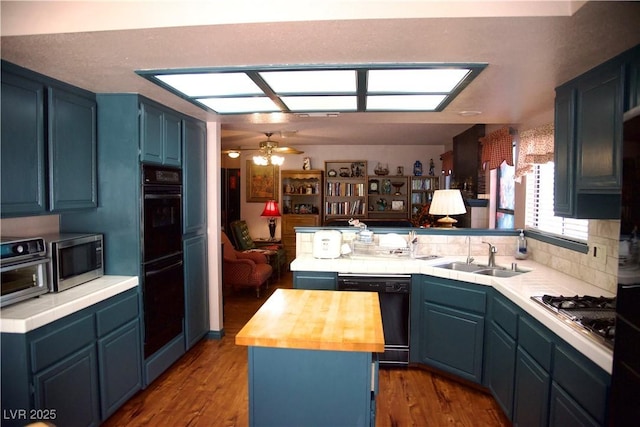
[246,161,279,203]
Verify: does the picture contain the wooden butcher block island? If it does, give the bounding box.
[236,289,384,427]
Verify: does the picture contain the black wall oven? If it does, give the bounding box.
[141,165,184,359]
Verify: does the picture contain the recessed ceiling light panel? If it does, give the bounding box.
[260,70,356,94]
[366,94,446,111]
[197,97,280,114]
[281,96,357,111]
[157,73,262,97]
[367,69,470,93]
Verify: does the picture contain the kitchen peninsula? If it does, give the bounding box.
[235,288,384,427]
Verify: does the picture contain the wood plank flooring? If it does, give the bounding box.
[103,273,511,427]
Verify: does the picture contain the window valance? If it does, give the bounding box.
[515,123,554,179]
[480,126,513,171]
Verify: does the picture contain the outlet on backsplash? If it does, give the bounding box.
[591,244,607,264]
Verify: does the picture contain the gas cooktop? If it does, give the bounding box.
[531,294,615,350]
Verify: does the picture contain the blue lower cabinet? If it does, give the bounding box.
[549,382,600,427]
[33,345,100,427]
[293,271,337,290]
[486,323,517,419]
[513,347,551,427]
[247,346,377,427]
[184,234,209,350]
[412,276,487,384]
[0,289,142,427]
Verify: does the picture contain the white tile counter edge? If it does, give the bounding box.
[0,275,138,334]
[291,255,614,374]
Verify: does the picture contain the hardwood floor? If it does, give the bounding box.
[103,273,511,427]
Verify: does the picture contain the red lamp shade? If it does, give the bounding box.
[261,200,281,217]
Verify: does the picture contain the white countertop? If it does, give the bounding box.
[0,275,138,334]
[291,254,615,374]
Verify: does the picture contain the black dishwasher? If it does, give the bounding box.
[337,274,410,367]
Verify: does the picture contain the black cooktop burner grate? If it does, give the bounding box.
[540,294,616,310]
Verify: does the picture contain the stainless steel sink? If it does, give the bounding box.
[474,268,523,278]
[434,262,485,273]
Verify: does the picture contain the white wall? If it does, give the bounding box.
[224,144,446,239]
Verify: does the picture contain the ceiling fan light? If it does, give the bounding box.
[270,155,285,166]
[253,155,269,166]
[227,151,240,158]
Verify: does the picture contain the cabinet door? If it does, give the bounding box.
[140,102,164,164]
[33,346,100,427]
[628,52,640,111]
[293,271,337,290]
[1,71,46,216]
[553,85,576,217]
[48,87,98,211]
[574,61,623,193]
[183,119,207,235]
[184,235,209,349]
[513,347,551,427]
[486,323,517,420]
[419,302,484,383]
[549,382,600,427]
[97,320,143,420]
[163,111,182,167]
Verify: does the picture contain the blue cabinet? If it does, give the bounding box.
[411,276,487,384]
[553,46,640,219]
[0,289,142,427]
[140,101,182,167]
[625,46,640,112]
[1,62,97,217]
[513,347,550,426]
[293,271,337,290]
[182,119,207,235]
[184,234,209,349]
[48,86,97,211]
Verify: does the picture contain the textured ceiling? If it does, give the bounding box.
[1,1,640,150]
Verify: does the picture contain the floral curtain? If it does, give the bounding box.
[515,123,554,179]
[480,126,514,171]
[440,150,453,176]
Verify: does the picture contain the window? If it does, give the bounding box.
[525,163,588,241]
[496,160,515,229]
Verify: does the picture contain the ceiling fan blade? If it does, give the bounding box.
[273,146,304,154]
[221,147,259,154]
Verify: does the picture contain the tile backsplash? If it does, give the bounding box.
[296,220,621,294]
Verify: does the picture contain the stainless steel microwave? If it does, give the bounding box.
[44,233,104,292]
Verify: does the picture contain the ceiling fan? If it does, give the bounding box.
[222,132,304,165]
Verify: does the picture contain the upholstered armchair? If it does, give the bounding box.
[221,231,272,297]
[229,220,287,278]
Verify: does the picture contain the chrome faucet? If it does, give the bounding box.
[482,241,497,267]
[466,236,474,264]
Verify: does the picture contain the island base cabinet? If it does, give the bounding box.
[247,346,377,427]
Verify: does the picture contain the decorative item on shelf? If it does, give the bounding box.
[382,179,392,195]
[261,199,282,239]
[368,179,380,194]
[391,181,405,196]
[374,163,389,176]
[429,158,435,176]
[328,169,337,177]
[302,157,311,170]
[351,162,365,177]
[396,166,404,176]
[391,200,404,211]
[376,198,387,211]
[339,167,350,177]
[413,160,423,176]
[428,189,466,228]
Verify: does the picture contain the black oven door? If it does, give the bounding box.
[142,186,182,262]
[142,254,185,359]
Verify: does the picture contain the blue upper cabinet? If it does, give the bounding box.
[48,87,98,211]
[625,46,640,112]
[140,101,182,167]
[182,119,207,235]
[1,62,97,217]
[1,70,46,216]
[554,49,628,219]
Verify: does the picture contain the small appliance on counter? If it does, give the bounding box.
[312,230,342,259]
[42,233,104,292]
[0,237,50,308]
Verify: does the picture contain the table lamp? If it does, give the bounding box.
[261,200,281,240]
[428,189,466,227]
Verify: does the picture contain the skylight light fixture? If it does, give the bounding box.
[138,63,486,115]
